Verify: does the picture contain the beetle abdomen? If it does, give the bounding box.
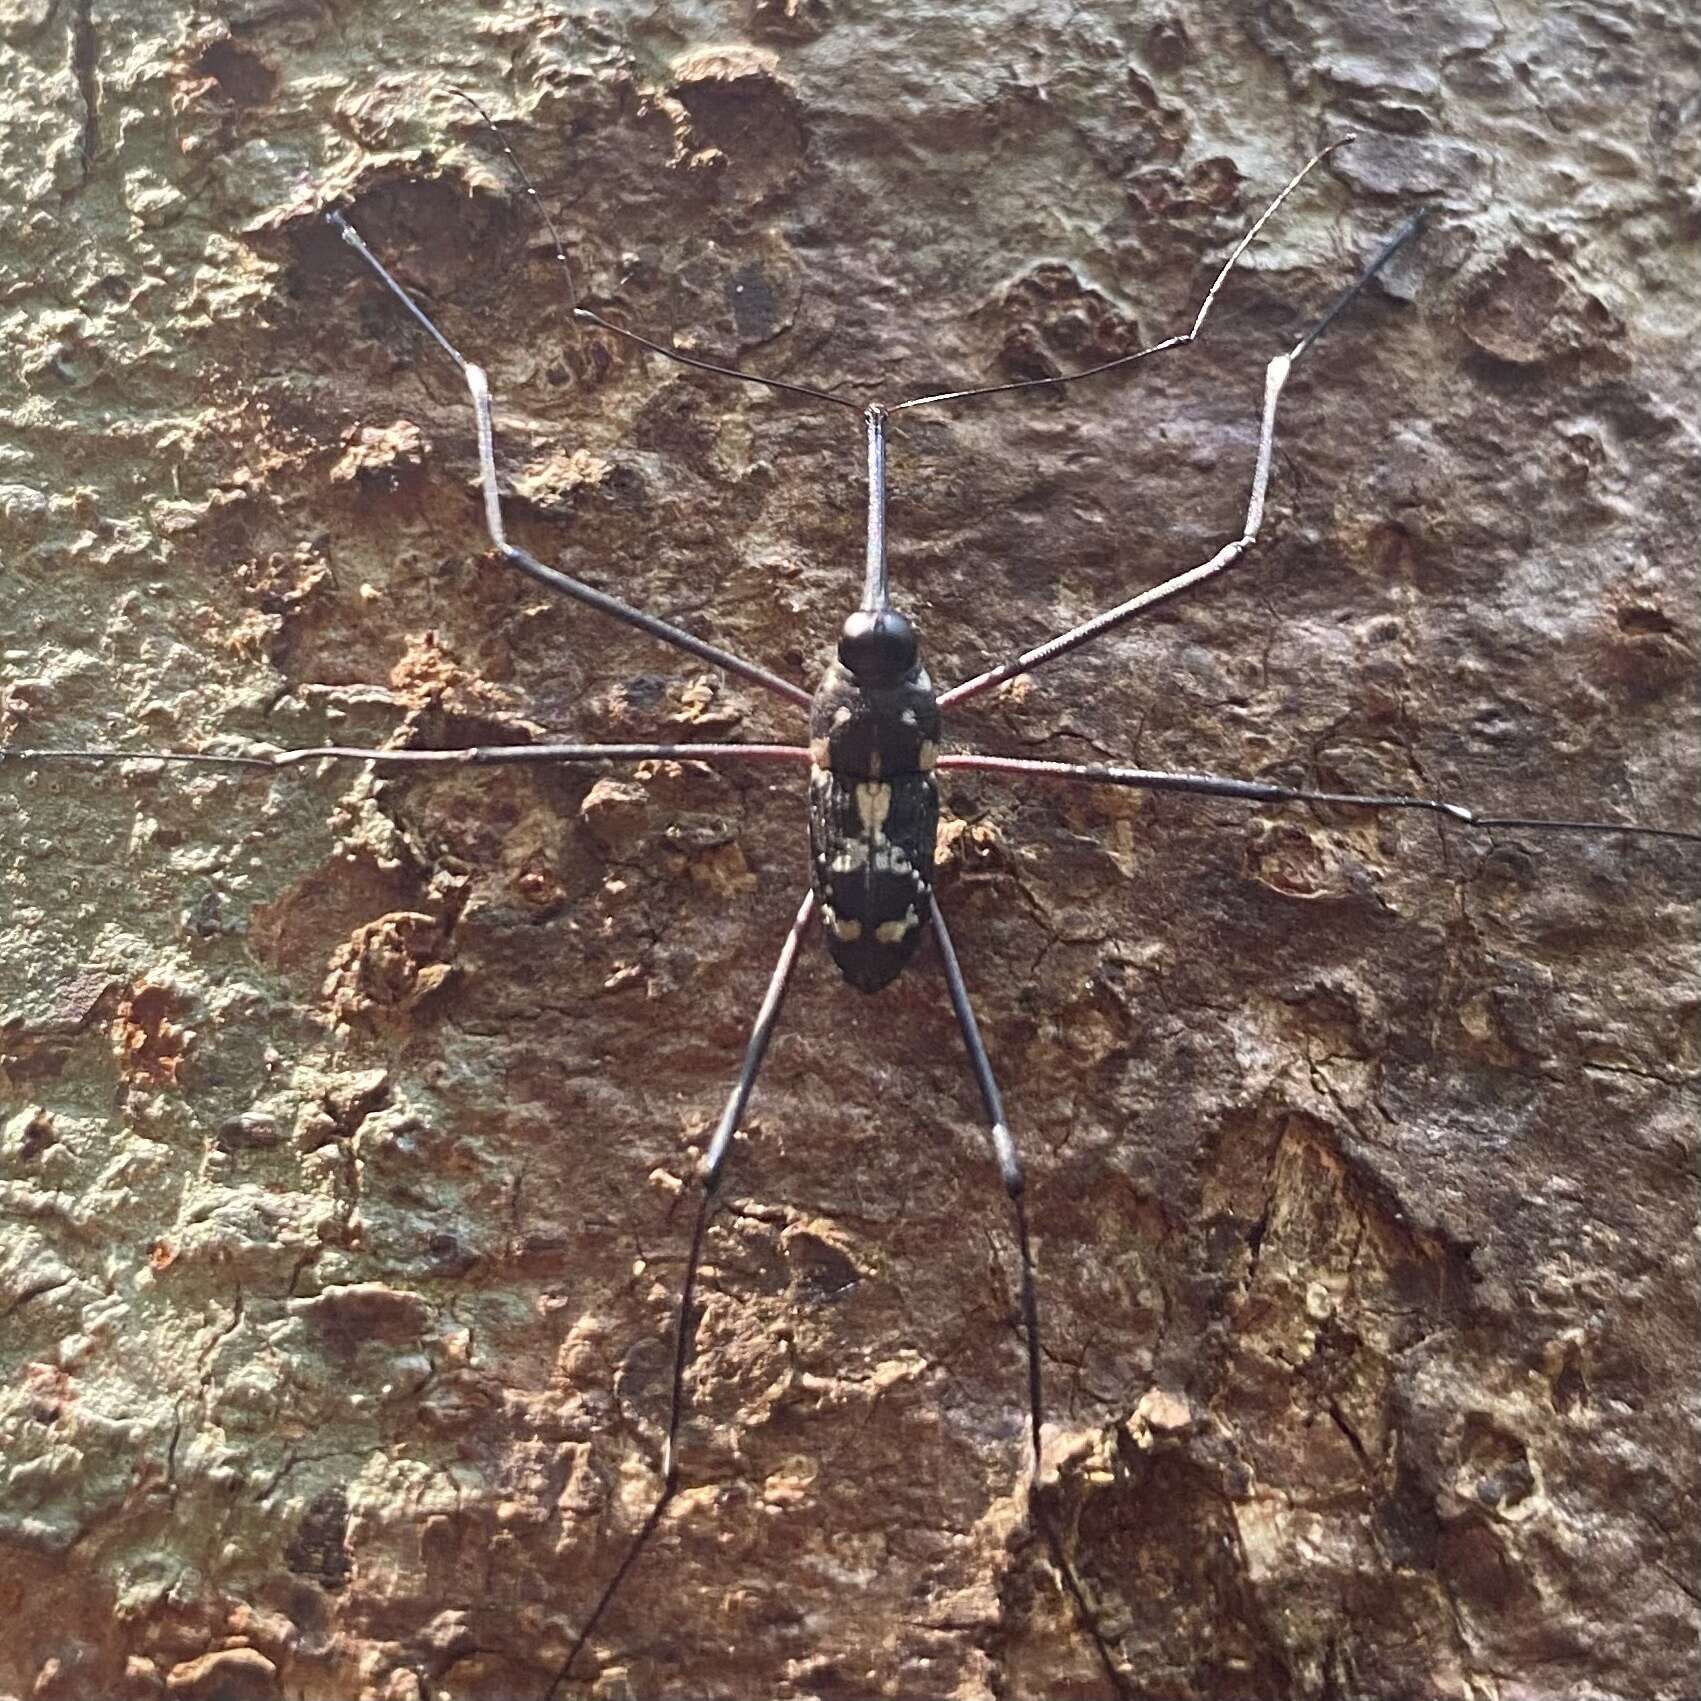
[808,768,938,993]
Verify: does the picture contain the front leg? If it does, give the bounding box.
[939,212,1429,710]
[327,213,813,713]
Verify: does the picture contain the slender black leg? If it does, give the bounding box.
[546,887,817,1700]
[939,212,1429,709]
[937,753,1700,846]
[1,741,813,776]
[326,213,814,714]
[928,895,1128,1698]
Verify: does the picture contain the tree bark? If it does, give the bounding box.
[2,2,1696,1698]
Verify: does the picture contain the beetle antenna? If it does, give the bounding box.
[890,135,1357,415]
[448,86,861,415]
[447,86,581,318]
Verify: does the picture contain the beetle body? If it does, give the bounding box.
[807,611,940,992]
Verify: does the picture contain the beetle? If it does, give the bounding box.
[0,53,1694,1701]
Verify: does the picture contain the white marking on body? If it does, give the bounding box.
[875,906,920,945]
[900,708,917,727]
[918,739,937,771]
[831,841,870,873]
[809,738,830,767]
[830,912,863,941]
[854,781,892,837]
[832,706,852,727]
[872,844,912,874]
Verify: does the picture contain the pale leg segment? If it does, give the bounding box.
[2,742,814,773]
[938,753,1700,845]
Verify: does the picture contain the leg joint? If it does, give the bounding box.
[993,1124,1024,1197]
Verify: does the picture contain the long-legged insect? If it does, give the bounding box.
[6,123,1695,1698]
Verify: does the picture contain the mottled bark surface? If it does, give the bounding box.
[2,3,1697,1698]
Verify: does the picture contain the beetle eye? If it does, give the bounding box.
[838,610,918,684]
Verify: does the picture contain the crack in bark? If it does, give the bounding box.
[0,1274,72,1317]
[69,0,99,174]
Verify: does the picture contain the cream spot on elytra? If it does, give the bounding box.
[875,906,920,945]
[854,781,893,836]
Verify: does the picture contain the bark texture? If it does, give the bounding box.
[2,3,1698,1698]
